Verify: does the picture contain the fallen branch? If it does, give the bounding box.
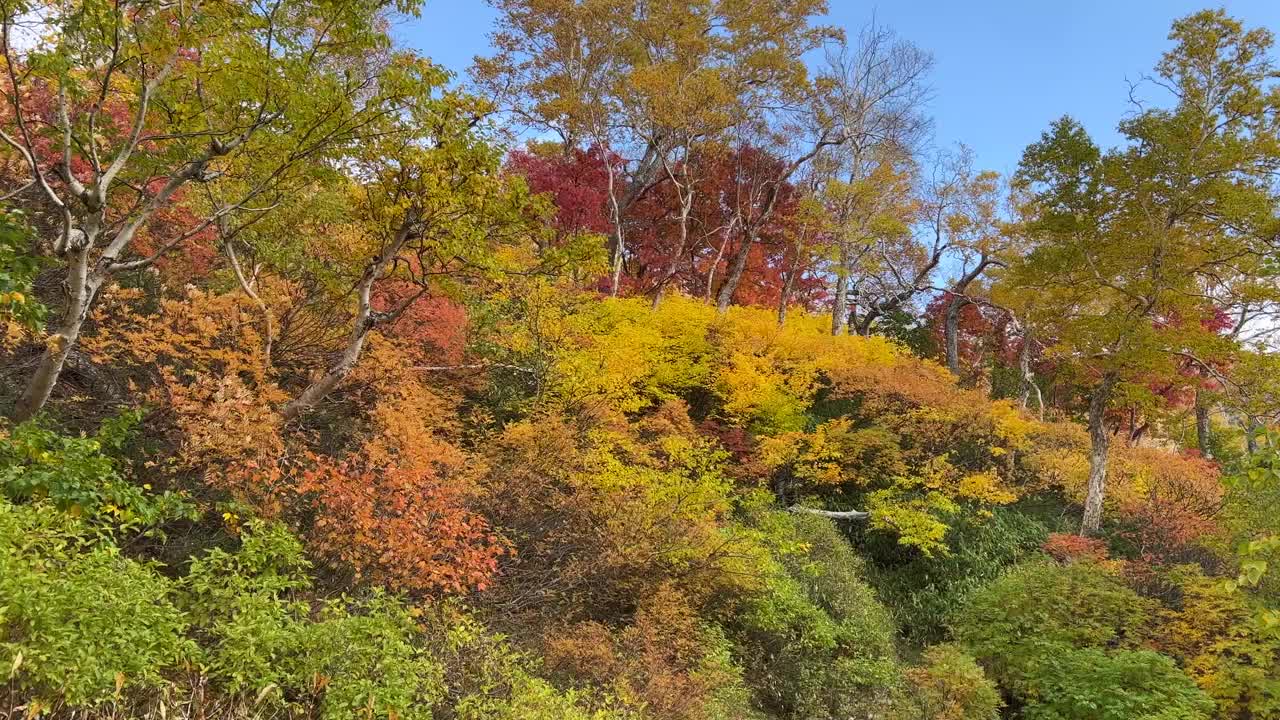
[414,362,537,374]
[788,505,870,521]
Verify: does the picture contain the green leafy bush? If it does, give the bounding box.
[728,512,903,720]
[866,506,1048,643]
[953,559,1213,719]
[0,416,193,532]
[952,559,1154,687]
[0,208,45,330]
[286,594,444,720]
[183,519,314,696]
[185,520,444,719]
[1024,649,1213,720]
[0,499,190,707]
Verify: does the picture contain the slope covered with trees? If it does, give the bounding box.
[0,1,1278,718]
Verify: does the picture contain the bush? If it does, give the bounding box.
[0,500,190,708]
[728,512,902,720]
[543,585,755,720]
[286,594,444,720]
[185,520,444,719]
[1024,649,1213,720]
[429,606,628,720]
[903,644,1001,720]
[953,559,1213,720]
[952,559,1154,688]
[865,507,1048,643]
[1151,566,1280,719]
[0,416,194,533]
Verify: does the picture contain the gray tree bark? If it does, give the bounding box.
[1081,373,1117,536]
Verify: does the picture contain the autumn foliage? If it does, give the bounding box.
[3,3,1280,720]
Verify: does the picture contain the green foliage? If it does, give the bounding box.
[185,520,444,719]
[954,560,1216,719]
[953,560,1155,688]
[0,500,190,707]
[183,519,314,695]
[1221,433,1280,610]
[0,208,45,331]
[1023,649,1213,720]
[285,594,444,720]
[1154,565,1280,719]
[431,607,626,720]
[0,416,194,533]
[728,512,903,720]
[866,506,1049,644]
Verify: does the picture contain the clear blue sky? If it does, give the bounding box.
[396,1,1280,175]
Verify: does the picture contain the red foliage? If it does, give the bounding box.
[1,76,220,283]
[371,282,469,365]
[1112,447,1222,564]
[626,145,827,309]
[1043,532,1110,563]
[507,145,614,239]
[297,453,507,594]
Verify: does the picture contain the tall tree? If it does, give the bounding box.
[1,0,429,421]
[820,24,932,334]
[476,0,835,298]
[1005,11,1280,535]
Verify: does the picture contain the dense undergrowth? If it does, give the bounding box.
[2,0,1280,717]
[2,294,1277,719]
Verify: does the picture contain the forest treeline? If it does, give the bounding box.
[0,0,1279,718]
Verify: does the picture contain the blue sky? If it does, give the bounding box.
[397,1,1280,175]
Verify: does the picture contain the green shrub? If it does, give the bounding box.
[953,559,1212,720]
[952,559,1154,688]
[185,520,444,719]
[0,416,193,533]
[0,500,190,707]
[903,644,1001,720]
[1024,649,1213,720]
[430,607,627,720]
[0,208,46,330]
[286,594,444,720]
[183,518,313,696]
[728,512,903,720]
[865,506,1048,643]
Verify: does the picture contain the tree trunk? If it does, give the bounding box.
[777,265,796,326]
[11,245,100,422]
[281,220,414,422]
[1018,331,1044,419]
[1246,416,1260,455]
[944,294,969,375]
[831,245,849,336]
[1081,373,1117,536]
[609,227,625,298]
[943,256,992,375]
[652,177,694,311]
[1194,389,1212,459]
[715,232,753,315]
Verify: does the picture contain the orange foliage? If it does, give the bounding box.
[1043,532,1110,563]
[292,335,507,594]
[84,287,287,503]
[543,585,740,720]
[1110,446,1222,560]
[296,453,505,594]
[86,286,505,594]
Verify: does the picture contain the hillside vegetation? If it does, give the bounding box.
[1,1,1279,719]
